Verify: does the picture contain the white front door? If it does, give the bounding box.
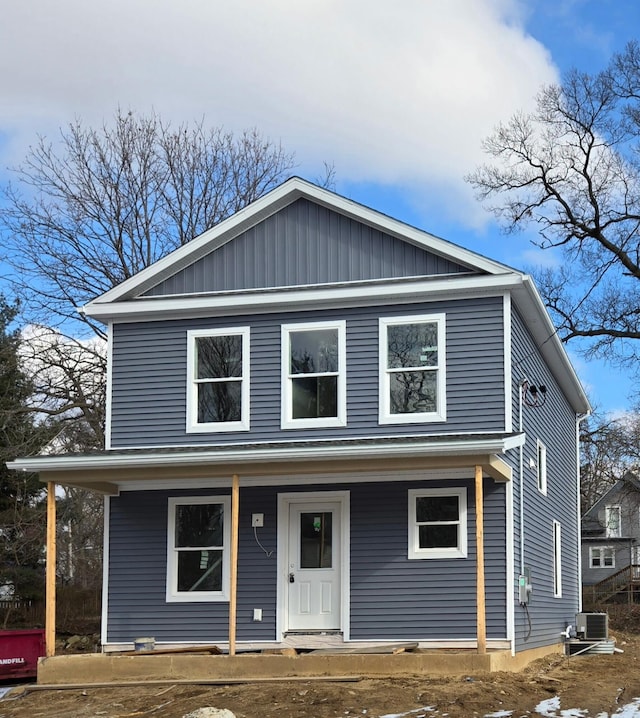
[287,500,341,631]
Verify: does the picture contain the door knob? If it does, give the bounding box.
[289,572,295,583]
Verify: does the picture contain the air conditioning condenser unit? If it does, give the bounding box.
[575,612,608,640]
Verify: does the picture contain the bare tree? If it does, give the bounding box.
[0,110,296,445]
[468,41,640,371]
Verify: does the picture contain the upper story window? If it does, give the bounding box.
[590,546,615,569]
[166,496,231,602]
[605,505,621,538]
[379,314,446,424]
[408,487,467,559]
[536,440,547,495]
[281,320,346,429]
[186,328,250,433]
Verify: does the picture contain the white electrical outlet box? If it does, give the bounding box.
[252,513,264,527]
[253,608,263,621]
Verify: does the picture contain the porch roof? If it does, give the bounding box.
[7,432,524,494]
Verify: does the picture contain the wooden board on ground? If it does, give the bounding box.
[309,642,419,655]
[120,645,222,656]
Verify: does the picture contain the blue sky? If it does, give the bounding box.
[0,0,638,415]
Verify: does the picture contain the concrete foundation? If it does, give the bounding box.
[37,644,563,685]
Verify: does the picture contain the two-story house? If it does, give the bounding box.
[582,473,640,605]
[10,178,590,661]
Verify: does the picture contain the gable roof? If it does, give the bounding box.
[583,472,640,520]
[79,176,590,415]
[82,176,514,310]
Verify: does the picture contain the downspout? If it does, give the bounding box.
[576,412,589,612]
[518,381,525,574]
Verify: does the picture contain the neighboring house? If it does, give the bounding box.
[9,178,590,659]
[582,473,640,605]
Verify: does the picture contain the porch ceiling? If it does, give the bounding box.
[8,434,522,494]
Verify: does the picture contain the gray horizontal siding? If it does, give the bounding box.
[106,479,507,644]
[110,296,506,447]
[350,480,506,640]
[510,309,580,652]
[143,199,473,296]
[106,487,279,644]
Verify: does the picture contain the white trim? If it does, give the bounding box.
[119,467,480,492]
[505,473,515,655]
[281,320,346,429]
[104,321,113,450]
[553,520,562,598]
[100,495,110,648]
[82,177,512,307]
[82,274,522,323]
[407,487,468,559]
[8,435,525,474]
[166,495,231,602]
[536,440,547,495]
[74,429,522,454]
[379,314,446,425]
[276,490,350,641]
[186,327,250,433]
[503,294,513,433]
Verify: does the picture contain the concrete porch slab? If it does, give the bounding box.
[37,644,562,685]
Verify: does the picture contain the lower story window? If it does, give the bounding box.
[590,546,615,569]
[408,487,467,559]
[166,496,231,602]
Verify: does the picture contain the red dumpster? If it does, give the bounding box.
[0,629,46,680]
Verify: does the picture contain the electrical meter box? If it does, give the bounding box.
[518,567,532,604]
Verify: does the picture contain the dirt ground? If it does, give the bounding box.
[3,632,640,717]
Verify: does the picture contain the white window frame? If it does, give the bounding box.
[186,327,250,433]
[553,520,562,598]
[408,487,467,560]
[281,320,346,429]
[166,496,231,603]
[379,314,446,424]
[536,440,547,495]
[589,546,615,569]
[605,505,622,538]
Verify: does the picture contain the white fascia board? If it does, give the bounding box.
[81,178,513,309]
[512,277,591,415]
[7,435,525,474]
[83,273,523,322]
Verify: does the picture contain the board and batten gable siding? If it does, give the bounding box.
[510,308,580,652]
[109,296,506,448]
[105,479,508,644]
[142,199,473,296]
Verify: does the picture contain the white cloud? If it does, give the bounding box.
[0,0,558,224]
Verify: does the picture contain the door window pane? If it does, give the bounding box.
[300,512,333,568]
